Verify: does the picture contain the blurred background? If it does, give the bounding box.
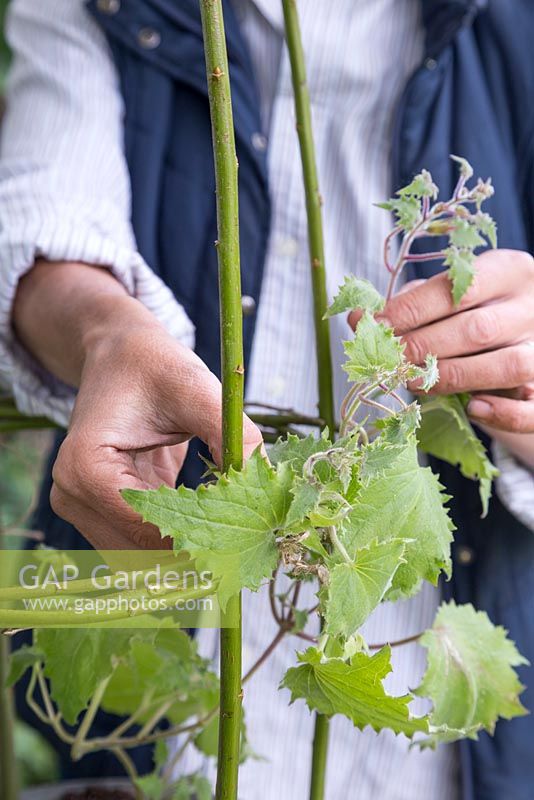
[0,0,60,786]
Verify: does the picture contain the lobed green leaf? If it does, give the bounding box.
[418,394,498,516]
[343,313,405,384]
[323,539,407,638]
[444,246,476,305]
[123,450,293,609]
[324,276,384,319]
[281,645,428,737]
[341,437,454,599]
[415,601,528,746]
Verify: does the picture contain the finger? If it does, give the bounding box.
[50,484,168,550]
[402,299,532,363]
[413,343,534,394]
[156,347,263,465]
[52,437,171,549]
[347,279,426,330]
[467,394,534,433]
[132,444,188,489]
[377,250,534,335]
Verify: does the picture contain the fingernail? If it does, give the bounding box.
[467,399,492,419]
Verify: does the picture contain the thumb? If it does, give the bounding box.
[161,348,263,466]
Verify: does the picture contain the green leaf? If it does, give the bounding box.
[285,479,322,531]
[343,313,405,384]
[269,431,332,472]
[473,211,497,248]
[35,629,136,725]
[418,394,498,516]
[398,169,438,199]
[134,774,166,800]
[407,353,439,392]
[358,440,403,483]
[324,276,385,318]
[415,601,528,746]
[323,539,407,637]
[449,218,485,250]
[153,740,169,771]
[195,712,253,765]
[444,246,476,305]
[6,645,43,687]
[342,437,454,598]
[374,403,421,445]
[123,449,293,608]
[171,774,212,800]
[389,195,421,229]
[102,629,218,727]
[281,646,428,737]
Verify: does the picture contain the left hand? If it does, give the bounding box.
[348,249,534,433]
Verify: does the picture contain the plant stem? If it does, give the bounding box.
[0,633,18,800]
[282,0,335,437]
[72,676,110,761]
[242,628,287,685]
[309,712,329,800]
[368,631,423,650]
[281,3,336,797]
[0,583,215,628]
[248,412,325,430]
[199,3,244,798]
[111,747,141,800]
[327,526,352,565]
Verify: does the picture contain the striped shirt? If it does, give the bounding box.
[0,1,533,798]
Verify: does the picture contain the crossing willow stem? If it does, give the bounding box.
[0,636,18,800]
[282,2,335,797]
[199,2,244,799]
[0,537,18,800]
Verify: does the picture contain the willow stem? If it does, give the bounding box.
[0,583,215,628]
[309,713,329,800]
[200,3,244,799]
[281,2,336,797]
[282,0,335,437]
[0,631,18,800]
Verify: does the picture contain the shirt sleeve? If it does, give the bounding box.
[0,0,194,428]
[492,442,534,533]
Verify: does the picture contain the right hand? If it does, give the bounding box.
[50,318,262,550]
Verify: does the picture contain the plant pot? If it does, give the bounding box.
[21,778,134,800]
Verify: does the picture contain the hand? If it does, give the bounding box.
[51,321,262,549]
[13,260,262,550]
[348,249,534,433]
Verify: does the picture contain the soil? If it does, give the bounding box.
[60,789,134,800]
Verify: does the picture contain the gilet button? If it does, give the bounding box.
[241,295,256,317]
[97,0,120,14]
[456,545,475,565]
[251,132,268,152]
[138,27,161,50]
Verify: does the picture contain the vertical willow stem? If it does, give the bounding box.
[199,3,244,799]
[0,634,18,800]
[309,714,329,800]
[281,2,334,798]
[282,0,335,436]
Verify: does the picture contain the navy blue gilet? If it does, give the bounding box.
[34,1,534,796]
